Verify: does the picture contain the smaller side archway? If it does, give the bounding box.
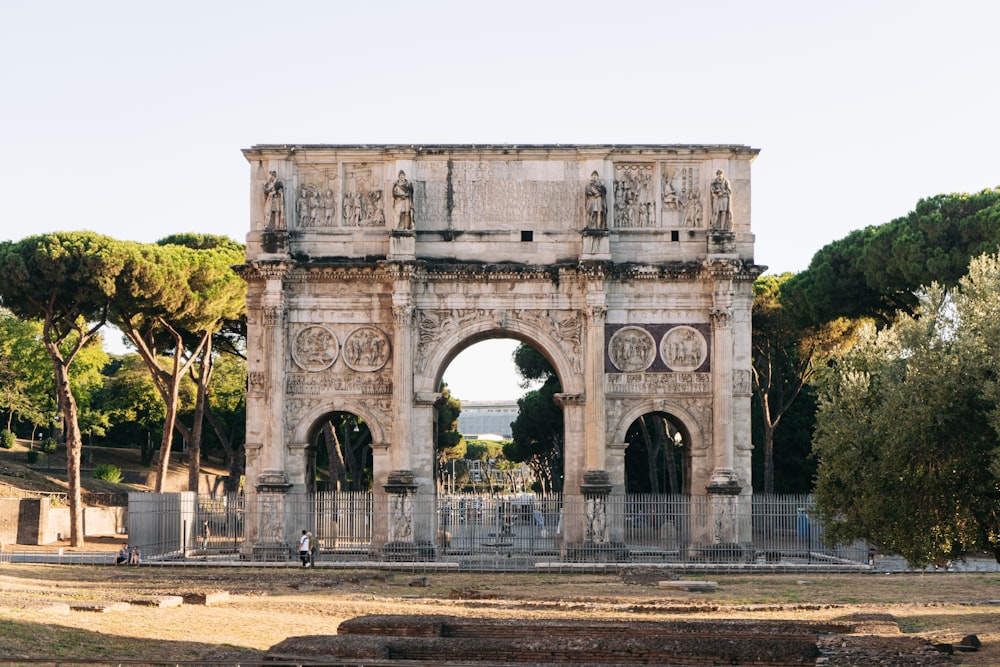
[609,400,711,495]
[623,412,690,495]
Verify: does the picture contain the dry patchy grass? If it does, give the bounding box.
[0,565,998,664]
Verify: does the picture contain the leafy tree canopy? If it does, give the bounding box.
[783,188,1000,326]
[812,253,1000,565]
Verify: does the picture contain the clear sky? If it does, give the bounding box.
[2,0,997,401]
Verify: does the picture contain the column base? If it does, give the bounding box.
[706,469,742,495]
[376,541,437,562]
[564,541,628,562]
[255,470,292,493]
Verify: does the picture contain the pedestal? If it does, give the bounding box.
[388,230,416,260]
[581,229,611,261]
[248,471,293,560]
[707,230,736,255]
[379,470,435,561]
[566,470,627,562]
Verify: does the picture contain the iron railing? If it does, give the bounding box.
[123,491,869,569]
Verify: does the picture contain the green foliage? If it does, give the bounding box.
[92,463,124,484]
[465,439,504,461]
[751,273,862,493]
[0,310,50,431]
[25,449,39,464]
[783,188,1000,327]
[435,384,465,462]
[507,344,564,493]
[512,344,558,385]
[813,255,1000,565]
[0,429,14,449]
[156,234,243,253]
[41,437,57,454]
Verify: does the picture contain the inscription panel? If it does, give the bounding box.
[420,160,584,229]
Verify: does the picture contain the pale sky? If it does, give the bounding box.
[2,0,997,401]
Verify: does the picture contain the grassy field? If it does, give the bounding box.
[0,564,998,664]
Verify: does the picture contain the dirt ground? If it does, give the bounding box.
[0,561,998,665]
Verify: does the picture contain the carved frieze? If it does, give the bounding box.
[608,326,656,372]
[660,326,707,372]
[342,163,386,227]
[291,325,339,372]
[605,372,712,396]
[342,327,391,372]
[286,373,392,395]
[613,164,655,228]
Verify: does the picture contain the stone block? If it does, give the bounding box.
[183,590,230,606]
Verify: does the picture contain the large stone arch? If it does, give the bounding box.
[238,144,764,558]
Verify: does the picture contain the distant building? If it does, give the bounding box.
[457,400,518,440]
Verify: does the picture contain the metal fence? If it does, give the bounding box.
[125,491,869,569]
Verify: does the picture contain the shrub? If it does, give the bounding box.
[41,437,57,454]
[92,463,124,484]
[0,429,15,449]
[26,449,40,464]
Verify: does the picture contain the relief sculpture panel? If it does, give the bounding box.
[607,326,656,372]
[613,163,655,228]
[295,168,339,227]
[660,325,708,372]
[342,163,386,227]
[343,326,391,372]
[291,325,339,372]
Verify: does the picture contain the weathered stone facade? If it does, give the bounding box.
[238,144,763,556]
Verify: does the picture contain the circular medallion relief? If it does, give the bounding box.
[292,325,339,372]
[660,325,707,372]
[343,326,391,372]
[607,326,656,372]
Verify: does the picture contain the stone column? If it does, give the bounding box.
[583,302,607,473]
[242,263,293,557]
[390,300,414,474]
[708,293,742,548]
[708,304,738,492]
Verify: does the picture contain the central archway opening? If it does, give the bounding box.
[439,337,563,495]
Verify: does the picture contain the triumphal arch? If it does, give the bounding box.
[238,144,763,558]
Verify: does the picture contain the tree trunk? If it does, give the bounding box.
[188,334,214,492]
[48,350,84,547]
[638,416,663,493]
[155,378,182,492]
[322,421,347,491]
[763,418,775,495]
